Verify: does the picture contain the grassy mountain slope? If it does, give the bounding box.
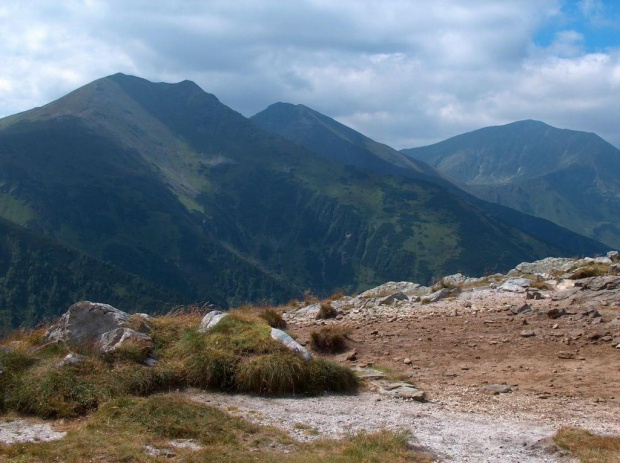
[403,120,620,248]
[0,217,182,332]
[251,103,608,259]
[0,75,609,328]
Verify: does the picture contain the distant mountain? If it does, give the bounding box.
[0,76,608,327]
[252,103,441,181]
[403,120,620,248]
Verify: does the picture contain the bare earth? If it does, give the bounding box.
[193,265,620,462]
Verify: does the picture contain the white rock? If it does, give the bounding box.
[270,328,313,361]
[198,310,228,332]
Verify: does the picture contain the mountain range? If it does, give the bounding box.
[0,74,609,329]
[403,120,620,249]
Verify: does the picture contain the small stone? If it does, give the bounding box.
[520,330,535,338]
[546,308,566,319]
[403,358,412,365]
[483,384,512,395]
[57,353,86,368]
[557,351,575,359]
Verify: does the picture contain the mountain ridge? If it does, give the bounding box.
[403,120,620,248]
[0,74,610,328]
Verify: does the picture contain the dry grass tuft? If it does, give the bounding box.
[316,303,338,320]
[260,308,287,329]
[554,427,620,463]
[310,326,350,353]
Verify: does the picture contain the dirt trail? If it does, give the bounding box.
[190,391,577,462]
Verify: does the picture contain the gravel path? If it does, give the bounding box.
[190,391,575,463]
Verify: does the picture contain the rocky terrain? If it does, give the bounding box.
[0,252,619,462]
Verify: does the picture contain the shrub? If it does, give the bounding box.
[316,303,337,320]
[310,326,350,353]
[259,308,287,329]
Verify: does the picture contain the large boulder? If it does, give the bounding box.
[45,301,130,347]
[270,328,313,361]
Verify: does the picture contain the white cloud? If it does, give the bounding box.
[0,0,619,149]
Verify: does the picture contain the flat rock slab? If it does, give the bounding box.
[0,420,66,445]
[352,367,388,380]
[482,384,512,395]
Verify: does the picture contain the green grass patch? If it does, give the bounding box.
[0,312,358,419]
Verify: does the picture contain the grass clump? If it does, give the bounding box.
[236,353,307,395]
[310,326,350,353]
[569,264,610,280]
[260,308,287,329]
[554,427,620,463]
[316,302,338,320]
[0,394,432,462]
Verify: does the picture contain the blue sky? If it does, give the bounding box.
[0,0,619,149]
[536,0,620,52]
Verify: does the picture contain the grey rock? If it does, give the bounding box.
[482,384,512,395]
[526,290,543,300]
[546,308,566,319]
[44,301,130,347]
[353,367,388,380]
[359,281,423,298]
[520,330,536,338]
[515,258,576,275]
[144,357,158,367]
[608,251,619,262]
[511,303,531,315]
[497,278,531,293]
[376,380,426,401]
[380,292,409,305]
[270,328,313,361]
[610,264,620,275]
[557,351,575,359]
[611,338,620,347]
[422,288,451,304]
[134,313,154,321]
[57,353,86,368]
[582,276,620,291]
[198,310,228,332]
[98,327,152,354]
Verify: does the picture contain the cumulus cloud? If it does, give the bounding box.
[1,0,619,149]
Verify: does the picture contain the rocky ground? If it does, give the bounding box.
[197,254,619,462]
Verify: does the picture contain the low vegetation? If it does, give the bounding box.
[554,427,620,463]
[0,311,358,419]
[0,394,433,462]
[310,326,350,353]
[259,308,287,329]
[316,302,338,320]
[568,264,610,280]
